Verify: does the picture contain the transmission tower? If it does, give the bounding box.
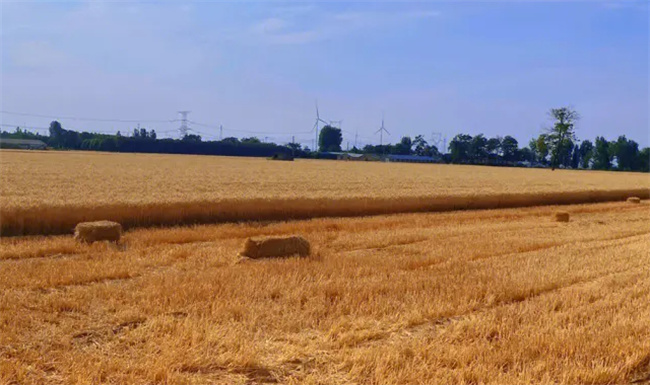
[430,132,447,152]
[178,111,191,138]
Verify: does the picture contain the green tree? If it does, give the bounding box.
[501,135,519,162]
[449,134,472,163]
[182,133,202,142]
[413,135,428,156]
[578,140,593,169]
[221,137,240,144]
[559,139,575,168]
[638,148,650,172]
[535,134,549,163]
[487,137,502,156]
[610,135,639,171]
[286,141,301,156]
[469,134,488,161]
[318,125,342,152]
[393,136,413,155]
[570,144,580,169]
[519,147,535,162]
[592,136,611,170]
[48,121,64,147]
[241,137,261,144]
[546,107,578,170]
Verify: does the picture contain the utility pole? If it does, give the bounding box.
[291,135,295,157]
[355,130,358,149]
[219,124,223,140]
[178,111,190,139]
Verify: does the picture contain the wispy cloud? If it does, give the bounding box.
[248,7,440,45]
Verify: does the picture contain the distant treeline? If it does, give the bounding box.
[1,122,293,158]
[1,109,648,172]
[445,133,649,172]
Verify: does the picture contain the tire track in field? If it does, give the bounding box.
[402,230,650,271]
[340,260,649,351]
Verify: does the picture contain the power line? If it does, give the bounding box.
[0,122,117,135]
[187,120,312,136]
[0,110,178,124]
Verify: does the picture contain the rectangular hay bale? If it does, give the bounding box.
[554,211,570,222]
[74,220,122,243]
[240,235,310,259]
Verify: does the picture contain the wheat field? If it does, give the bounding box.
[1,150,648,235]
[1,201,649,384]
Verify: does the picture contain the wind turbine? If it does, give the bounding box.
[375,112,390,147]
[313,101,328,151]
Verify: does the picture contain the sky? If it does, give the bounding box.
[1,0,648,150]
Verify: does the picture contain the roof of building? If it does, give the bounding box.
[387,154,439,161]
[0,138,47,146]
[325,152,368,158]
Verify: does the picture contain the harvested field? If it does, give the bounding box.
[1,201,649,384]
[1,150,649,235]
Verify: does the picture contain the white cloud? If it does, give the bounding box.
[253,17,288,34]
[248,7,441,45]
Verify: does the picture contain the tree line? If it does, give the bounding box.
[445,108,648,172]
[1,121,293,158]
[315,108,648,172]
[1,107,648,172]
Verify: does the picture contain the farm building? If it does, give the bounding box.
[0,138,47,150]
[385,154,441,163]
[322,152,380,161]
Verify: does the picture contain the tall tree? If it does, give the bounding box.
[413,135,429,156]
[48,121,64,148]
[546,107,578,170]
[578,140,593,169]
[318,125,342,152]
[592,136,611,170]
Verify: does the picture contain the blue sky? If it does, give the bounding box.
[1,1,648,149]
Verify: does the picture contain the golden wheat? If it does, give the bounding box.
[1,150,648,235]
[1,201,649,384]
